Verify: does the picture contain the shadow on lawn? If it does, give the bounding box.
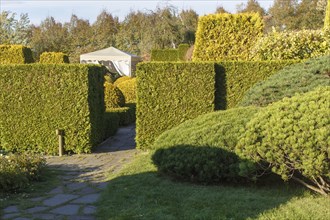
[97,170,305,220]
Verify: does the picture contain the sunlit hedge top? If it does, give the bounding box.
[0,45,34,64]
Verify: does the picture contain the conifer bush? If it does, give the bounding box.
[236,87,330,195]
[250,30,330,60]
[239,56,330,107]
[0,45,34,64]
[104,82,125,109]
[116,78,136,103]
[113,76,132,86]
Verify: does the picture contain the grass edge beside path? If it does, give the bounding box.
[97,151,330,220]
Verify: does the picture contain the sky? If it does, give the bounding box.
[0,0,275,25]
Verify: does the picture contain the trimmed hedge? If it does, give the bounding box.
[325,0,330,29]
[193,13,263,61]
[104,111,120,137]
[104,82,125,109]
[136,62,215,149]
[110,103,136,126]
[236,87,330,195]
[116,78,136,103]
[0,45,34,64]
[39,52,70,63]
[177,44,189,61]
[239,56,330,107]
[250,30,330,60]
[0,64,106,154]
[151,49,179,61]
[215,60,299,109]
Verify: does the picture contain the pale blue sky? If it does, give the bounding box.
[1,0,274,25]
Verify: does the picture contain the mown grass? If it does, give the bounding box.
[97,151,330,220]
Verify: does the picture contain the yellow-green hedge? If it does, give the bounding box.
[193,13,263,61]
[0,45,34,64]
[39,52,70,63]
[136,61,298,149]
[136,62,215,149]
[117,78,136,103]
[0,64,106,154]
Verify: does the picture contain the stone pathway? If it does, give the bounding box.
[2,124,137,220]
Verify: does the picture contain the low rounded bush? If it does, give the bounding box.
[152,145,243,183]
[239,55,330,107]
[250,29,329,60]
[0,152,46,192]
[104,82,125,109]
[153,106,259,151]
[113,76,132,86]
[116,78,136,103]
[152,107,259,183]
[236,87,330,195]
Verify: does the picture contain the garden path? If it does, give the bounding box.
[2,124,137,220]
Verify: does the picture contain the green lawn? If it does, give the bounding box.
[97,151,330,220]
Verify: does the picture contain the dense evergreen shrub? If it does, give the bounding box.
[153,145,244,183]
[136,62,215,149]
[153,107,259,151]
[250,30,330,60]
[39,52,70,63]
[110,103,136,126]
[0,64,106,154]
[177,44,190,61]
[324,0,330,29]
[113,76,132,86]
[236,87,330,195]
[151,49,179,61]
[104,111,120,137]
[193,13,263,61]
[0,45,34,64]
[0,152,46,192]
[239,56,330,107]
[104,82,125,109]
[117,78,136,103]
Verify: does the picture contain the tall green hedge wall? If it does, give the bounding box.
[0,64,106,154]
[215,60,299,109]
[136,62,215,149]
[136,60,298,149]
[0,45,34,64]
[39,52,70,63]
[151,44,190,61]
[193,13,263,61]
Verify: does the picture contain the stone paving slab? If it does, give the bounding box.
[72,193,100,204]
[3,205,19,213]
[26,206,48,214]
[50,204,80,215]
[83,205,97,215]
[43,194,79,207]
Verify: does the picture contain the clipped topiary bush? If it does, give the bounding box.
[153,145,244,183]
[151,49,179,61]
[116,78,136,103]
[110,103,136,126]
[193,13,264,61]
[0,152,46,192]
[0,45,34,64]
[153,106,259,151]
[104,82,125,109]
[177,44,190,61]
[104,111,120,137]
[113,76,132,86]
[136,62,215,149]
[0,64,106,154]
[39,52,70,63]
[236,87,330,195]
[250,29,330,60]
[239,56,330,107]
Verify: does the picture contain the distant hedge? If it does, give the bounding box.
[117,78,136,103]
[151,44,190,61]
[250,30,330,60]
[136,62,215,149]
[39,52,70,63]
[0,45,34,64]
[0,64,106,154]
[151,49,178,61]
[193,13,263,61]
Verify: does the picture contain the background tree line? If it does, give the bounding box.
[0,0,327,62]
